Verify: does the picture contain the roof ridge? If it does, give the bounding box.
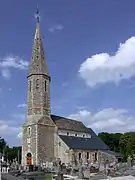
[51,114,83,123]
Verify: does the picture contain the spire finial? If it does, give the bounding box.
[36,5,40,23]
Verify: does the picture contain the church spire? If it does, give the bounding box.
[28,8,49,78]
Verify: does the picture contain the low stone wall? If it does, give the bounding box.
[1,173,24,180]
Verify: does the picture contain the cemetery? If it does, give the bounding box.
[1,4,135,180]
[1,155,135,179]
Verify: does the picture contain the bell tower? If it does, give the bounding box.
[22,9,56,166]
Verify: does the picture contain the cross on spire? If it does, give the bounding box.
[36,5,40,23]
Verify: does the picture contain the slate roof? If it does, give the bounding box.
[101,150,123,158]
[59,128,109,150]
[51,115,90,133]
[51,115,109,150]
[51,115,121,156]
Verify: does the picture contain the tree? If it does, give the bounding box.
[5,146,22,163]
[98,132,122,152]
[0,136,22,163]
[0,137,8,152]
[98,132,111,147]
[119,132,135,160]
[110,133,122,152]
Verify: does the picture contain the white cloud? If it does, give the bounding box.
[17,127,22,139]
[0,120,19,136]
[79,37,135,87]
[0,55,28,69]
[1,69,11,79]
[0,113,25,140]
[48,24,64,33]
[68,108,135,133]
[0,55,29,79]
[17,103,27,108]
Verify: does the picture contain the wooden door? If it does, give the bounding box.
[26,153,32,165]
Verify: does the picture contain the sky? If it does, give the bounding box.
[1,0,135,146]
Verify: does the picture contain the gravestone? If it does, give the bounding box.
[127,156,132,167]
[56,172,64,180]
[56,160,64,180]
[83,168,90,179]
[78,165,84,179]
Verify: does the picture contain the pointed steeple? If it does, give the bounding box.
[28,8,49,77]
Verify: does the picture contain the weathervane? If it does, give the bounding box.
[36,4,40,23]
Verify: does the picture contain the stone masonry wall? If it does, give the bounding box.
[27,75,50,116]
[37,124,55,164]
[98,151,117,164]
[73,149,98,164]
[22,124,37,165]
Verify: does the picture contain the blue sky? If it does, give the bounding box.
[1,0,135,146]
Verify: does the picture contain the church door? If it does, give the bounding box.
[26,153,32,165]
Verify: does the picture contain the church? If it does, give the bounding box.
[22,11,122,166]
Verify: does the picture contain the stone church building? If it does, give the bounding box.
[22,12,122,166]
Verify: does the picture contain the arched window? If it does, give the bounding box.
[45,80,47,92]
[87,152,89,159]
[26,153,32,165]
[29,81,31,92]
[36,79,39,89]
[27,152,32,158]
[79,153,81,160]
[27,127,31,137]
[95,152,97,161]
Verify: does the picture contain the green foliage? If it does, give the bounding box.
[5,146,22,163]
[119,132,135,160]
[0,137,8,152]
[0,136,21,163]
[45,174,53,180]
[98,132,135,161]
[98,132,122,152]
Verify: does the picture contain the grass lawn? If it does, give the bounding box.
[45,173,55,179]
